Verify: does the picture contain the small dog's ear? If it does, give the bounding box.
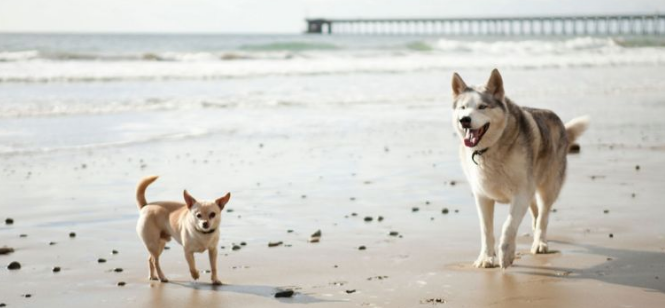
[452,72,468,97]
[486,68,504,100]
[215,192,231,210]
[183,190,197,209]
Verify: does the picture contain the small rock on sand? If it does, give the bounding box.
[7,261,21,270]
[377,216,384,222]
[52,266,61,273]
[363,216,373,222]
[22,294,32,298]
[635,165,640,171]
[604,209,609,214]
[111,250,119,254]
[441,208,449,214]
[113,268,123,273]
[117,281,126,287]
[449,181,456,186]
[268,241,283,247]
[421,298,446,304]
[69,232,76,238]
[5,218,13,225]
[0,247,14,255]
[98,258,107,263]
[609,233,614,238]
[389,231,399,236]
[358,246,366,250]
[412,207,419,212]
[232,245,241,251]
[49,242,57,246]
[274,290,295,298]
[346,289,356,294]
[311,230,322,237]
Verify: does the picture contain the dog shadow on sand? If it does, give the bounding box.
[165,281,343,304]
[516,240,665,293]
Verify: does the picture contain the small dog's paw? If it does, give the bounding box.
[212,279,223,286]
[190,269,200,280]
[473,254,497,268]
[499,242,516,269]
[159,278,169,283]
[531,239,549,254]
[149,276,159,281]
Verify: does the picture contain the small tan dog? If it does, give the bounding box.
[135,175,231,285]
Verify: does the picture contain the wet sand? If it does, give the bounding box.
[1,67,665,307]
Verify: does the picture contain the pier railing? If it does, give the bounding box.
[306,14,665,35]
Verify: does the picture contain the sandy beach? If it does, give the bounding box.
[1,34,665,307]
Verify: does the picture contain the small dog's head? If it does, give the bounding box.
[451,68,508,149]
[183,190,231,233]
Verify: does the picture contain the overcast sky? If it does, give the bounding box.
[0,0,663,33]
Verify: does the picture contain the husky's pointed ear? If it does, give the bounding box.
[183,190,197,209]
[486,68,504,100]
[215,192,231,210]
[451,72,468,97]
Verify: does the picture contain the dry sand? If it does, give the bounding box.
[1,67,665,307]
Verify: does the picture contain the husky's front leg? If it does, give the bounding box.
[499,193,530,268]
[474,194,496,268]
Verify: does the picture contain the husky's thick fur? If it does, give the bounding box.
[451,69,589,269]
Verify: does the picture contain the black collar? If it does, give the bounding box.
[471,148,489,165]
[197,228,216,235]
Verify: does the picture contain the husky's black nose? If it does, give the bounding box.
[459,116,472,128]
[202,221,209,229]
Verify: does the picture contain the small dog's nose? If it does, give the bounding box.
[459,116,472,128]
[202,221,209,229]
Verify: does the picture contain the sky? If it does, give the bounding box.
[0,0,663,33]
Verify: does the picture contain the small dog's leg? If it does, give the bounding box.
[185,251,199,280]
[531,191,554,254]
[148,256,158,280]
[499,193,531,269]
[529,198,538,232]
[208,247,222,285]
[474,194,497,268]
[151,254,168,282]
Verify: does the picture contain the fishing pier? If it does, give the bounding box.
[306,14,665,35]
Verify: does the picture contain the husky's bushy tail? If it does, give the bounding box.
[136,175,159,209]
[565,116,590,145]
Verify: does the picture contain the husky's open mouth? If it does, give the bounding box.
[464,123,490,147]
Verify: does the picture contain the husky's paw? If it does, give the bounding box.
[473,254,497,268]
[531,239,549,254]
[190,269,200,280]
[499,242,516,269]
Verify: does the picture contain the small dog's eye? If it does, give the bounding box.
[209,212,216,219]
[460,106,466,110]
[478,105,487,110]
[196,213,202,219]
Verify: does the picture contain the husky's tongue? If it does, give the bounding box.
[464,128,483,147]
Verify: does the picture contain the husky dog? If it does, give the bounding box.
[451,69,589,269]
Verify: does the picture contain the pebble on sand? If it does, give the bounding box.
[604,209,609,214]
[113,268,123,273]
[52,266,61,273]
[275,290,295,298]
[442,208,449,214]
[22,294,32,298]
[635,165,640,171]
[358,246,366,250]
[309,230,322,243]
[98,258,107,263]
[377,216,384,222]
[5,218,13,225]
[69,232,76,238]
[389,231,399,236]
[111,250,119,254]
[232,245,241,251]
[346,289,356,294]
[49,242,57,246]
[117,281,126,287]
[7,261,21,270]
[0,247,14,255]
[609,233,614,238]
[268,241,283,248]
[412,207,419,212]
[363,216,373,222]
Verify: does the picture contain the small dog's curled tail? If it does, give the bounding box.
[136,175,159,209]
[565,116,590,145]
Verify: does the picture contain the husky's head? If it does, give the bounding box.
[451,69,508,149]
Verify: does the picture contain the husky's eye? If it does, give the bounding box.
[478,105,487,110]
[196,213,202,219]
[209,212,216,219]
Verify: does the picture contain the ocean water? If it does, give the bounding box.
[1,33,664,155]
